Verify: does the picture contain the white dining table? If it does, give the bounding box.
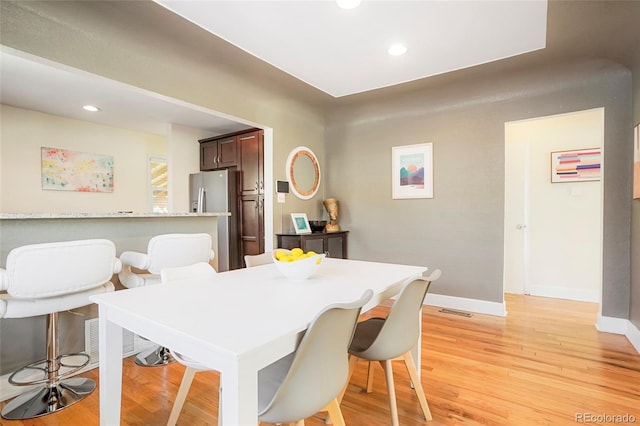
[90,257,426,426]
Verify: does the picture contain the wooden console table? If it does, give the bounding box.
[276,231,349,259]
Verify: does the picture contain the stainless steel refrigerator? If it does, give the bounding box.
[189,168,240,271]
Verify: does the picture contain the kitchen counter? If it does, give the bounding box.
[0,212,224,267]
[0,212,229,219]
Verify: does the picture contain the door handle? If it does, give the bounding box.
[516,224,527,230]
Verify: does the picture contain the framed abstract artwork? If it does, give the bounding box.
[550,148,601,183]
[392,143,433,199]
[634,124,640,199]
[41,147,114,192]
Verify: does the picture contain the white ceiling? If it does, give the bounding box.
[155,0,547,97]
[4,1,638,137]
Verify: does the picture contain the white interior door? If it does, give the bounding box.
[504,108,604,302]
[504,133,530,294]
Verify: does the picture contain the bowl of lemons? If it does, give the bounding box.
[272,248,326,280]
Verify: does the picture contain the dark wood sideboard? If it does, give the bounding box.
[276,231,349,259]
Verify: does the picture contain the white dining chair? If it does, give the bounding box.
[0,239,121,420]
[257,289,373,426]
[160,262,220,426]
[244,251,273,267]
[118,233,214,366]
[338,269,442,426]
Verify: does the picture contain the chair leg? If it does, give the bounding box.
[167,367,197,426]
[365,361,375,393]
[337,355,358,405]
[380,359,400,426]
[402,351,432,421]
[324,398,346,426]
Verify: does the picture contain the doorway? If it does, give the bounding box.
[504,108,604,303]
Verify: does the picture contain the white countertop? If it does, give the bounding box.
[0,212,230,220]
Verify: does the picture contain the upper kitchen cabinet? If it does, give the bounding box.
[199,135,240,170]
[239,130,264,195]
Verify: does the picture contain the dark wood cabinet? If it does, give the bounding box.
[240,194,264,257]
[276,231,349,259]
[239,130,264,196]
[199,135,239,170]
[238,130,264,258]
[199,128,265,262]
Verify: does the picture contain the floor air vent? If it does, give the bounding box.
[85,318,136,366]
[439,308,473,317]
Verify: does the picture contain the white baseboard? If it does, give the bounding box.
[596,314,640,355]
[424,293,507,317]
[596,314,629,334]
[528,285,599,303]
[627,321,640,354]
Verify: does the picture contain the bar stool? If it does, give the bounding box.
[118,233,214,366]
[0,239,121,420]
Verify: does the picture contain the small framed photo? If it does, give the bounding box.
[291,213,312,234]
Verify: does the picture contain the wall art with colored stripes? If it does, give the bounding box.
[550,148,601,183]
[633,124,639,199]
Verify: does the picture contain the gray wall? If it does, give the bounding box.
[325,59,632,317]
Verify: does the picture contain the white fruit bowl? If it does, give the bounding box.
[272,249,326,280]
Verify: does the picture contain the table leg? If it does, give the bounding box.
[98,306,123,426]
[219,360,258,426]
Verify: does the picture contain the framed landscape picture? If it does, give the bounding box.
[392,143,433,199]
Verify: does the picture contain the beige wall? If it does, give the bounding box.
[0,1,327,247]
[0,105,166,213]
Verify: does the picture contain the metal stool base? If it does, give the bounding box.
[135,344,175,367]
[1,377,95,420]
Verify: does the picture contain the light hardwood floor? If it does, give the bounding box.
[1,294,639,425]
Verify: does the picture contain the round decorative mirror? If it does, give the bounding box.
[286,146,321,200]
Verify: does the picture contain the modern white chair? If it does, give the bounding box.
[160,262,220,426]
[0,239,121,420]
[257,289,373,426]
[118,233,214,366]
[244,251,273,268]
[339,269,442,426]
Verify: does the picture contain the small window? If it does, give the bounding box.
[149,157,168,213]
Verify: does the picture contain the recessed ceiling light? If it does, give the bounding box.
[388,43,407,56]
[82,105,100,112]
[336,0,361,10]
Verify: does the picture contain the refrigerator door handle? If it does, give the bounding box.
[197,186,205,213]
